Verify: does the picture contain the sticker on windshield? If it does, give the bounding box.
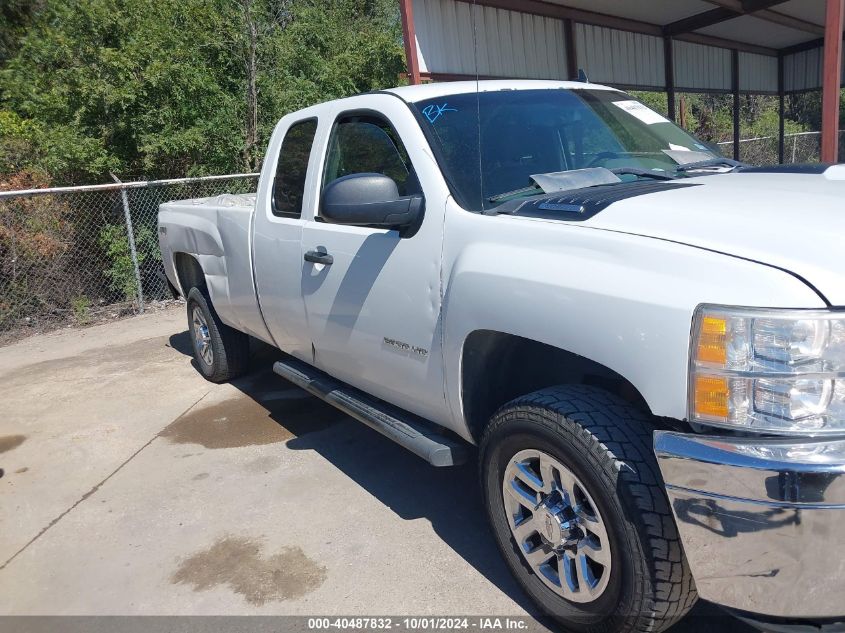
[422,103,457,124]
[612,100,670,125]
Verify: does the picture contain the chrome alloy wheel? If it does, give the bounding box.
[192,306,213,366]
[502,449,612,603]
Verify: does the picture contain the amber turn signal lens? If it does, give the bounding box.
[694,375,730,420]
[697,316,727,365]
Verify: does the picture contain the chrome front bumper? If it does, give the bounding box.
[654,431,845,619]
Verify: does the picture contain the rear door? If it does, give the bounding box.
[253,114,322,360]
[300,93,452,425]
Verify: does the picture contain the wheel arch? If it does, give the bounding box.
[172,252,208,297]
[171,250,246,338]
[460,330,652,443]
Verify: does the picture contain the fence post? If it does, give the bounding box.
[110,174,145,313]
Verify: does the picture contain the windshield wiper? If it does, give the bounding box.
[674,157,746,173]
[610,167,675,181]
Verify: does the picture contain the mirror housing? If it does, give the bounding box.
[320,173,424,229]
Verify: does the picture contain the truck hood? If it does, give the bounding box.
[585,168,845,306]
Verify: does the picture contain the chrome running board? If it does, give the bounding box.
[273,358,468,467]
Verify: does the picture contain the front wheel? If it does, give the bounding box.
[480,385,697,633]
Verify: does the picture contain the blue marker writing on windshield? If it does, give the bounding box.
[422,103,457,124]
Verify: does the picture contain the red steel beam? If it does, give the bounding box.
[400,0,422,85]
[821,0,844,162]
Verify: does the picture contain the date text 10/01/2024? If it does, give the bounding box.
[307,618,531,630]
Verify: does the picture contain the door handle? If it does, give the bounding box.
[304,250,333,265]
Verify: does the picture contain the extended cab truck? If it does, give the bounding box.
[158,80,845,633]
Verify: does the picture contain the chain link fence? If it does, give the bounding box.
[719,130,845,165]
[0,173,258,343]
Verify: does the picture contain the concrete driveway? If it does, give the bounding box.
[0,306,753,631]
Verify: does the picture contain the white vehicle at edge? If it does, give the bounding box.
[158,80,845,633]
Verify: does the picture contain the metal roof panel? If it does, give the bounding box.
[695,14,819,49]
[540,0,713,26]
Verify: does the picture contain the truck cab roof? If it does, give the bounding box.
[383,79,622,103]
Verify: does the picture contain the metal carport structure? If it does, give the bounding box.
[399,0,845,163]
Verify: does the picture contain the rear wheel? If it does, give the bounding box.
[480,385,697,633]
[186,287,249,383]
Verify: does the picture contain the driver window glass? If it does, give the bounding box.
[323,116,416,196]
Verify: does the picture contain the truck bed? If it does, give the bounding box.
[158,193,271,342]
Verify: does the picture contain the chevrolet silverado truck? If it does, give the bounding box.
[158,80,845,633]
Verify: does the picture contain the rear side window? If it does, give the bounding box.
[272,119,318,218]
[323,115,417,196]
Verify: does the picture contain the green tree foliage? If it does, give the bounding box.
[630,90,844,163]
[0,0,404,185]
[0,0,42,64]
[98,223,157,301]
[632,91,801,146]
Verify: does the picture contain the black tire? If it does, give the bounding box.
[480,385,697,633]
[186,287,249,383]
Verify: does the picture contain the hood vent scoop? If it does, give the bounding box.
[498,181,700,222]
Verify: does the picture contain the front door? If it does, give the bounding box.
[300,95,449,424]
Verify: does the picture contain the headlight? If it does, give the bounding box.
[689,306,845,435]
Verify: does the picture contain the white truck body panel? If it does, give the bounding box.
[158,193,274,343]
[252,107,323,361]
[297,93,451,423]
[438,202,824,439]
[587,171,845,306]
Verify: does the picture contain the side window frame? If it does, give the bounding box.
[271,117,319,219]
[320,110,418,196]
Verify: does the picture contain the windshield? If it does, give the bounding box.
[413,88,717,211]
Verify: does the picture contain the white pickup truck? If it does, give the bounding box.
[158,80,845,633]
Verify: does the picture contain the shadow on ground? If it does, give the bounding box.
[168,331,755,633]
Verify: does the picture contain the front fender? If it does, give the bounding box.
[441,211,825,441]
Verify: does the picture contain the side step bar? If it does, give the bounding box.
[273,358,468,467]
